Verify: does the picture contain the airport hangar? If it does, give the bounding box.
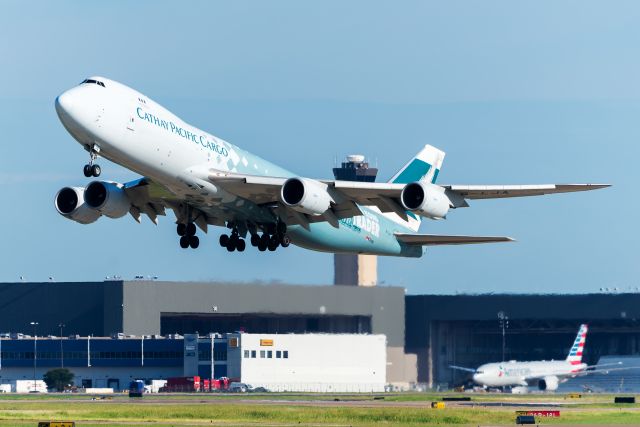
[2,280,640,388]
[406,293,640,388]
[0,280,415,386]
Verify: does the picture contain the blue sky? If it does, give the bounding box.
[0,1,637,294]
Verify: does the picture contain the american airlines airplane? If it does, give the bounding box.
[53,77,608,254]
[451,325,623,392]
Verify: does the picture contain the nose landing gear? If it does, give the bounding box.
[83,146,101,177]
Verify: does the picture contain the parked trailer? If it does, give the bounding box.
[162,376,201,392]
[15,380,47,393]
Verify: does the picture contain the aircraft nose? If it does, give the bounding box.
[55,91,74,117]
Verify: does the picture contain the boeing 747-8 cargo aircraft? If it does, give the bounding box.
[451,325,624,392]
[54,77,608,254]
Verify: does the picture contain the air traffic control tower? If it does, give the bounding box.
[333,155,378,287]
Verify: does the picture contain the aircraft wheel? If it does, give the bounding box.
[260,233,269,246]
[177,223,186,236]
[179,236,190,249]
[91,164,101,177]
[186,223,196,236]
[83,164,92,177]
[280,234,291,248]
[236,239,246,252]
[227,235,238,252]
[250,234,260,247]
[257,242,267,252]
[219,234,230,247]
[189,235,200,249]
[267,236,279,251]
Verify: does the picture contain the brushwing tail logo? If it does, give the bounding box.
[388,145,446,232]
[389,144,446,185]
[566,324,588,365]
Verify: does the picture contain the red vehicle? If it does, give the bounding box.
[211,377,231,391]
[201,379,210,392]
[163,376,201,392]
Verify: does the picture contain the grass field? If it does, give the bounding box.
[0,392,638,426]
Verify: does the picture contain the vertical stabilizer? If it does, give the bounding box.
[566,324,588,365]
[389,144,446,185]
[386,145,446,232]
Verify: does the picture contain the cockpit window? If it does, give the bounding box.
[80,79,105,88]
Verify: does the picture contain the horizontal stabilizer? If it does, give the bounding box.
[396,233,515,246]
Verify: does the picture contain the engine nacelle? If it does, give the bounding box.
[54,187,101,224]
[84,181,131,219]
[280,177,332,216]
[538,375,559,391]
[400,181,450,219]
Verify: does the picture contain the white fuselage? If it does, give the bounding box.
[56,78,290,197]
[472,360,586,388]
[55,77,422,257]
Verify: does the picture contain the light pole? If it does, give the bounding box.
[497,312,508,362]
[58,323,65,369]
[210,333,215,382]
[30,321,38,391]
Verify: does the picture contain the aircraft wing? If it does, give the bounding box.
[443,184,609,207]
[574,362,640,377]
[396,233,514,246]
[121,177,226,233]
[122,178,172,224]
[585,362,623,370]
[523,365,634,382]
[449,365,477,373]
[213,173,405,212]
[120,172,610,231]
[210,172,609,226]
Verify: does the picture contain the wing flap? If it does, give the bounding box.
[212,173,285,205]
[396,233,514,246]
[123,178,171,224]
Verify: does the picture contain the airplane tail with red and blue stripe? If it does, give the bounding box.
[566,324,588,365]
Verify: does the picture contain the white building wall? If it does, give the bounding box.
[238,333,386,392]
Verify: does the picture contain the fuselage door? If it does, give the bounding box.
[128,96,148,132]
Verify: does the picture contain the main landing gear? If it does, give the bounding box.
[83,147,101,177]
[177,222,199,249]
[219,231,246,252]
[219,222,290,253]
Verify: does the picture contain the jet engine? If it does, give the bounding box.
[84,181,131,219]
[400,181,450,219]
[538,376,559,391]
[54,186,101,224]
[280,177,332,215]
